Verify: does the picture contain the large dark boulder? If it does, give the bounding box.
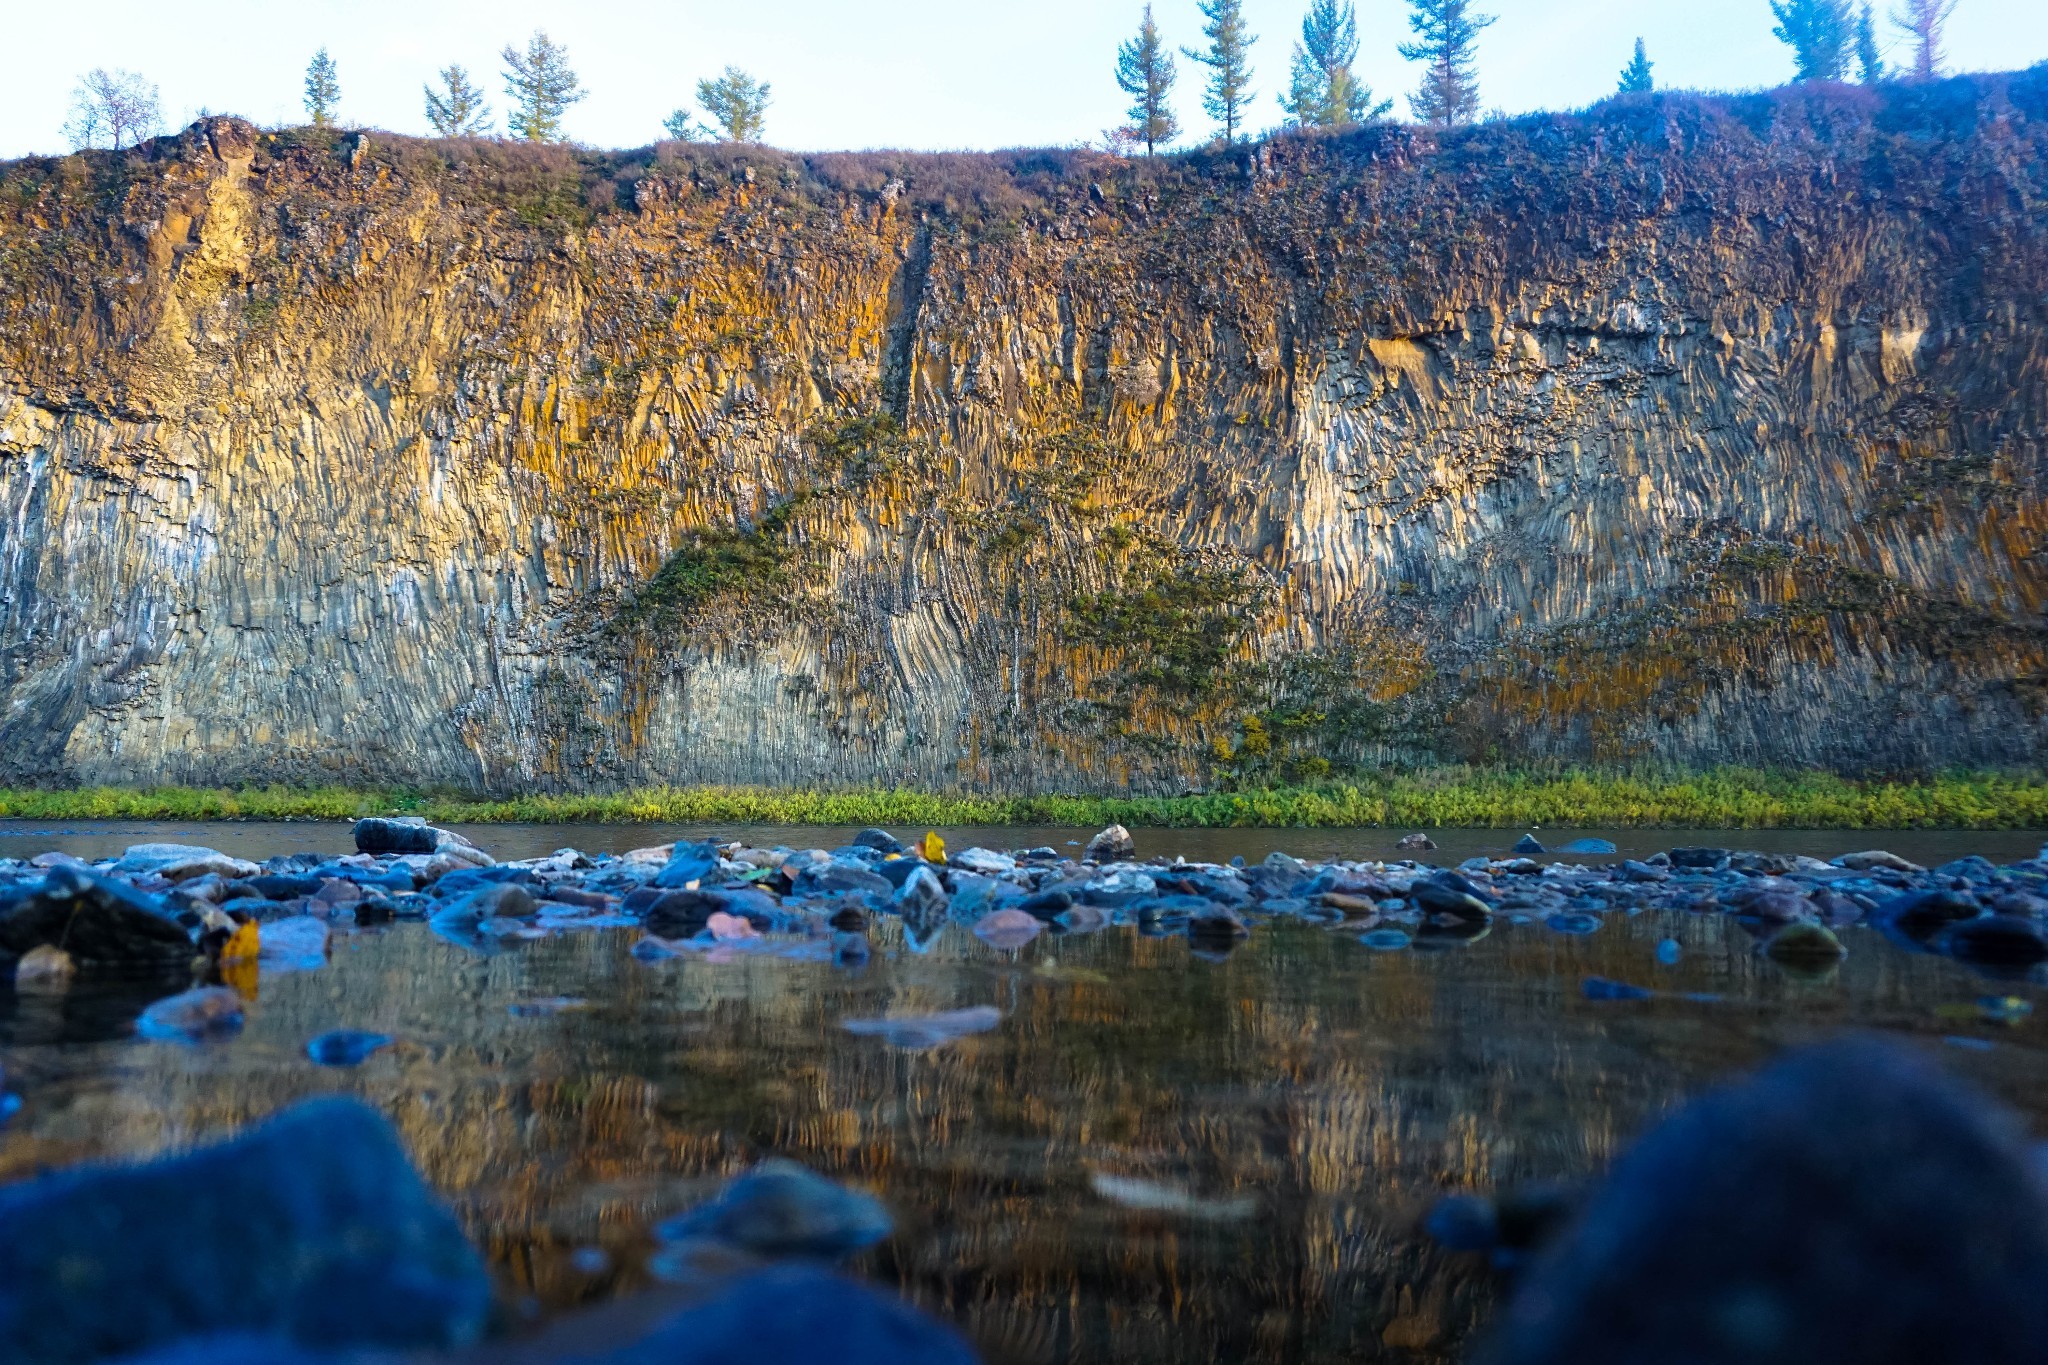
[349,818,439,856]
[0,1097,490,1362]
[0,866,193,967]
[1482,1039,2048,1365]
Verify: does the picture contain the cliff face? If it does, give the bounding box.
[3,74,2047,793]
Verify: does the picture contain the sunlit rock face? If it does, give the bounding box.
[3,75,2046,792]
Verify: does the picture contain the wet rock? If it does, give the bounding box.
[1884,889,1983,941]
[244,874,325,901]
[1945,915,2048,968]
[948,847,1017,876]
[1412,877,1493,922]
[350,818,440,856]
[657,1159,892,1258]
[0,866,194,968]
[113,844,262,882]
[894,865,948,920]
[0,1097,489,1360]
[306,1029,394,1067]
[841,1006,1001,1051]
[652,843,724,889]
[973,908,1042,948]
[258,917,331,973]
[1187,905,1250,948]
[851,828,905,855]
[1621,860,1670,883]
[14,943,75,990]
[1668,847,1731,871]
[1482,1039,2048,1365]
[1019,888,1076,919]
[1837,849,1926,874]
[1734,889,1814,925]
[137,987,246,1042]
[1396,833,1436,851]
[643,891,723,939]
[1559,838,1619,856]
[1583,977,1655,1001]
[791,863,892,900]
[1764,921,1847,967]
[598,1263,978,1365]
[1514,834,1546,855]
[1084,824,1136,863]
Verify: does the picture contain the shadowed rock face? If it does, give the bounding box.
[3,75,2047,793]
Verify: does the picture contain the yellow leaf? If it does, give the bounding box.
[922,831,945,862]
[220,919,261,962]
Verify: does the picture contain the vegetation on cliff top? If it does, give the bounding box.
[2,770,2044,830]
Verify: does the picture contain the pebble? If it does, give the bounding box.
[655,1158,892,1258]
[136,987,246,1043]
[306,1029,395,1066]
[841,1006,1001,1050]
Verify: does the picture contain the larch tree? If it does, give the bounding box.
[697,67,772,143]
[304,48,340,128]
[63,68,160,150]
[424,65,492,137]
[1891,0,1960,80]
[1400,0,1496,129]
[1283,0,1389,128]
[1115,4,1180,156]
[1770,0,1855,81]
[1855,3,1886,81]
[1184,0,1257,143]
[502,31,585,142]
[1618,37,1654,94]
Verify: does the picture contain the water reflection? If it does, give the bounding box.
[2,908,2044,1363]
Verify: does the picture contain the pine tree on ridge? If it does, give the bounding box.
[502,31,585,143]
[1618,37,1654,94]
[1400,0,1497,130]
[1891,0,1960,81]
[304,48,340,128]
[1283,0,1390,129]
[1115,4,1180,156]
[1771,0,1855,81]
[1855,3,1886,82]
[424,65,492,137]
[1184,0,1257,143]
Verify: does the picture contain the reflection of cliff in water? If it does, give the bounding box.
[3,915,2042,1363]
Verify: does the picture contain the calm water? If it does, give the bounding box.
[3,821,2047,1363]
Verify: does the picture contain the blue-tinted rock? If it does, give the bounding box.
[1560,838,1619,856]
[0,1097,490,1361]
[1945,914,2048,968]
[1483,1040,2048,1365]
[653,843,724,889]
[1582,977,1653,1001]
[306,1030,393,1067]
[1514,834,1546,855]
[137,987,246,1043]
[599,1264,977,1365]
[1667,847,1731,871]
[791,863,892,900]
[1655,938,1683,965]
[657,1159,892,1258]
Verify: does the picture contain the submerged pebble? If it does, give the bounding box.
[136,987,246,1043]
[655,1158,893,1259]
[841,1006,1001,1050]
[306,1029,394,1067]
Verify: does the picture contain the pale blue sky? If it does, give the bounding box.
[5,1,2046,158]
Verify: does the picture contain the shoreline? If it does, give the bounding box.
[2,770,2047,830]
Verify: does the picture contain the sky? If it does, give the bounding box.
[4,1,2047,159]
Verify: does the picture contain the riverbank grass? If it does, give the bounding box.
[1,770,2045,829]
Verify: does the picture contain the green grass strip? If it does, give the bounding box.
[1,769,2046,829]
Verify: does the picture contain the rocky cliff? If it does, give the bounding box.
[3,72,2047,793]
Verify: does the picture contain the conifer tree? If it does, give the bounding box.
[1855,3,1885,81]
[1282,0,1390,128]
[697,67,772,143]
[1115,4,1180,156]
[1184,0,1257,143]
[304,48,340,128]
[1618,37,1654,94]
[1400,0,1496,129]
[1891,0,1959,81]
[1770,0,1855,81]
[502,31,584,143]
[424,64,492,137]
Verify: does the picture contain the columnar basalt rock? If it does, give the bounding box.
[2,76,2046,793]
